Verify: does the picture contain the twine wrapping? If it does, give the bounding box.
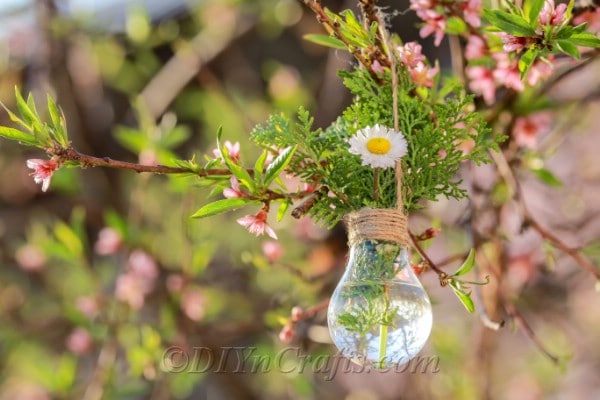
[346,208,409,246]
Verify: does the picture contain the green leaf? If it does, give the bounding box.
[54,222,84,259]
[277,200,290,222]
[114,127,148,153]
[567,32,600,48]
[555,40,581,59]
[47,95,62,130]
[453,249,476,277]
[158,126,191,149]
[532,167,562,187]
[254,150,269,185]
[264,145,297,187]
[449,282,475,313]
[303,34,346,50]
[565,0,576,21]
[217,128,255,192]
[445,16,467,35]
[483,9,537,37]
[191,198,256,219]
[526,0,546,23]
[47,95,68,146]
[0,126,37,145]
[518,48,539,78]
[14,88,40,131]
[189,241,217,276]
[572,23,589,35]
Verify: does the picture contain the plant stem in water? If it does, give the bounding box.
[378,284,390,368]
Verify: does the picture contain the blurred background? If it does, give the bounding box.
[1,0,600,399]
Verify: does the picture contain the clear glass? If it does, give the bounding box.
[328,239,433,368]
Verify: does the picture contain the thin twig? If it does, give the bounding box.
[409,231,448,281]
[291,188,326,219]
[492,149,600,280]
[503,301,561,364]
[54,146,196,174]
[536,49,600,97]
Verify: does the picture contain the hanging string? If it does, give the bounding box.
[346,20,409,247]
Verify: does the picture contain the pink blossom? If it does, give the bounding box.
[507,254,538,289]
[513,113,551,149]
[462,0,482,28]
[410,62,439,87]
[419,10,446,47]
[116,250,158,309]
[212,140,240,163]
[116,273,147,309]
[237,210,278,239]
[66,327,93,355]
[538,0,567,26]
[397,42,426,68]
[76,296,100,318]
[128,249,159,280]
[181,287,206,321]
[15,244,46,271]
[527,60,553,86]
[279,325,294,343]
[138,148,158,165]
[573,9,600,34]
[303,182,317,193]
[410,0,434,19]
[466,66,496,104]
[465,35,486,60]
[262,240,284,263]
[94,227,122,255]
[26,158,59,192]
[371,60,384,74]
[222,176,245,198]
[493,54,524,92]
[291,306,304,322]
[500,33,528,53]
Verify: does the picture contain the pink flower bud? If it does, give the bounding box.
[181,287,206,321]
[94,227,122,255]
[76,296,100,318]
[262,240,284,263]
[66,327,93,355]
[278,325,294,343]
[15,244,46,271]
[291,306,304,322]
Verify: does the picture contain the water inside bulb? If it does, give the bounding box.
[328,240,432,368]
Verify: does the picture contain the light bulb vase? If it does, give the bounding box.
[328,210,433,368]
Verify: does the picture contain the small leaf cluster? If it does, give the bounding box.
[192,128,297,219]
[0,87,69,149]
[483,0,600,75]
[442,249,490,313]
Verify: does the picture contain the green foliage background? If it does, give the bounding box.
[0,1,600,400]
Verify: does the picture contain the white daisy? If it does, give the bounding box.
[347,124,408,169]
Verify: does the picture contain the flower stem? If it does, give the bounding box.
[378,323,388,368]
[374,168,380,202]
[378,284,390,368]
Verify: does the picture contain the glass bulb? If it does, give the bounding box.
[328,239,432,368]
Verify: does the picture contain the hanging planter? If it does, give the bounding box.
[328,208,432,368]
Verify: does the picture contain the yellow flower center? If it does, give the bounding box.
[366,138,391,155]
